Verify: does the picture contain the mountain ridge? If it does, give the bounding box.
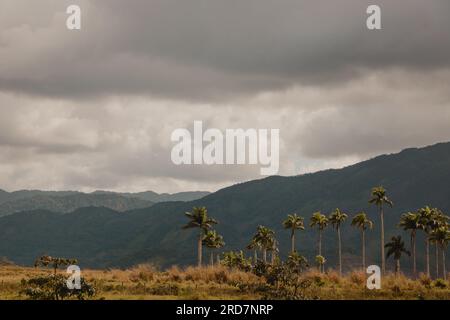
[0,141,449,271]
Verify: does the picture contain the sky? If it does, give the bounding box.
[0,0,450,193]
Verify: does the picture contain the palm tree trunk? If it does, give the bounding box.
[426,237,430,277]
[435,243,439,279]
[210,251,214,267]
[198,232,203,267]
[271,251,275,265]
[442,246,446,281]
[263,249,267,263]
[318,230,322,256]
[380,206,385,274]
[291,229,295,253]
[253,250,257,263]
[338,226,342,275]
[396,258,400,275]
[362,229,366,272]
[412,232,416,277]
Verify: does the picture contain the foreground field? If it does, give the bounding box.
[0,265,449,300]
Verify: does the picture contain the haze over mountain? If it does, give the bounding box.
[0,190,210,217]
[0,142,449,271]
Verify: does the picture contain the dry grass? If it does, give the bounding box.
[0,265,449,300]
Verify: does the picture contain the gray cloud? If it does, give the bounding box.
[1,0,450,100]
[0,1,449,192]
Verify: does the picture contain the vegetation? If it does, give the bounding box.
[1,265,449,300]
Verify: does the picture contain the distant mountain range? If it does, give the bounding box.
[0,190,210,217]
[0,142,449,272]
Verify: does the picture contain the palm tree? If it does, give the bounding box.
[202,230,225,266]
[252,226,275,263]
[282,214,305,253]
[429,225,450,280]
[418,206,434,277]
[385,236,410,275]
[287,252,309,273]
[182,206,217,266]
[369,186,393,274]
[399,211,420,277]
[246,239,260,263]
[428,209,449,278]
[315,255,326,273]
[329,208,348,275]
[351,212,373,271]
[310,212,329,258]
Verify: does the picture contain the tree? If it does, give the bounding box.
[385,236,410,275]
[34,256,78,275]
[429,225,450,280]
[329,208,348,275]
[315,255,326,273]
[282,214,305,253]
[246,238,260,263]
[182,206,217,267]
[399,211,420,277]
[417,206,435,277]
[310,212,328,258]
[251,226,276,263]
[429,209,449,278]
[369,186,393,274]
[202,230,225,266]
[286,252,309,274]
[351,212,373,271]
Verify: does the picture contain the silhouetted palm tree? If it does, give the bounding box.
[310,212,328,258]
[385,236,410,275]
[369,186,393,274]
[182,206,217,266]
[282,214,305,253]
[351,212,373,271]
[399,211,420,277]
[329,208,348,275]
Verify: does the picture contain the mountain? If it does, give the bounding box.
[0,189,210,217]
[0,193,154,217]
[92,190,211,203]
[0,142,449,271]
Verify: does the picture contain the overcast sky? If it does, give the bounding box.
[0,0,450,193]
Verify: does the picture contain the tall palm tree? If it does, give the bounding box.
[182,206,217,266]
[385,236,411,275]
[252,226,275,263]
[428,209,449,278]
[282,214,305,253]
[310,212,329,258]
[329,208,348,275]
[399,211,420,277]
[351,212,373,271]
[202,230,225,266]
[418,206,434,277]
[429,225,450,280]
[369,186,393,274]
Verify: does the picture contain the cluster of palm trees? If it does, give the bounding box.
[182,186,450,279]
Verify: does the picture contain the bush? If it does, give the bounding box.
[21,274,95,300]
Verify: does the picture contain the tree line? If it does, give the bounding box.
[183,186,450,280]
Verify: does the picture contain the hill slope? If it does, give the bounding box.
[0,142,449,271]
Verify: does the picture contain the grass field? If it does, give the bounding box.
[0,264,449,300]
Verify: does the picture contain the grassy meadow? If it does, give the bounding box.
[0,264,449,300]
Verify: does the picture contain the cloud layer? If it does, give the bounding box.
[0,0,449,192]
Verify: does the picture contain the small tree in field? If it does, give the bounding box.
[21,255,95,300]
